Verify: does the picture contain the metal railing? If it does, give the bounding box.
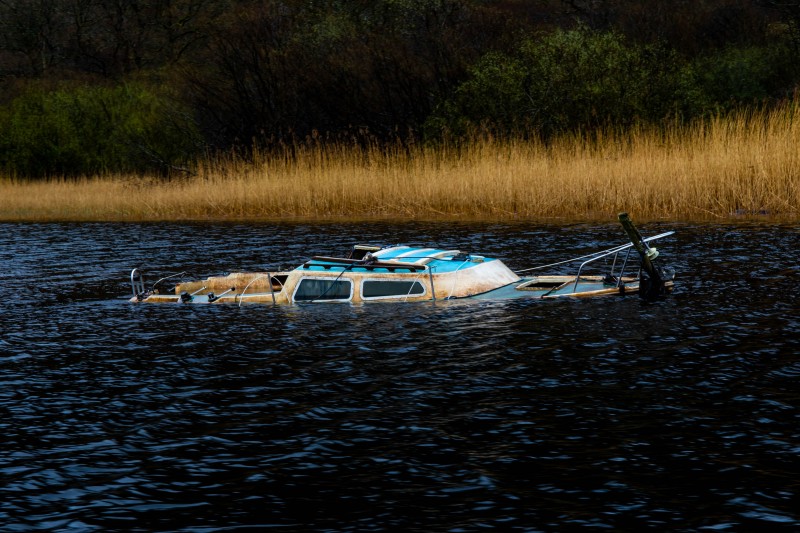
[571,231,674,293]
[130,268,146,299]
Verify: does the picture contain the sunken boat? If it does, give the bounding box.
[129,213,675,305]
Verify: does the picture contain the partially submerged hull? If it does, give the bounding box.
[129,214,675,305]
[134,248,525,305]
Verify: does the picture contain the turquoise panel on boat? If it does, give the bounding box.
[374,246,497,271]
[425,257,491,273]
[298,246,496,274]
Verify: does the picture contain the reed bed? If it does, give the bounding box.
[2,100,799,222]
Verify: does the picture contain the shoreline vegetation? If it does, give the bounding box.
[2,102,798,223]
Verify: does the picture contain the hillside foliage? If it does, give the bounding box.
[0,0,798,177]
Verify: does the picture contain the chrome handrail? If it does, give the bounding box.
[571,231,675,293]
[130,268,145,298]
[572,247,624,293]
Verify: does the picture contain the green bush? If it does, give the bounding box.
[0,83,201,178]
[425,27,684,139]
[425,26,800,141]
[677,43,797,116]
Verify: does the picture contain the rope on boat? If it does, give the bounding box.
[513,231,674,274]
[152,271,188,291]
[309,263,354,303]
[447,259,471,299]
[237,274,280,307]
[401,271,429,302]
[514,248,628,273]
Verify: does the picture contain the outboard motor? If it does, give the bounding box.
[618,212,675,300]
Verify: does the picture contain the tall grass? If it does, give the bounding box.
[2,100,798,222]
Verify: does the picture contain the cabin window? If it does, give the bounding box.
[294,278,352,301]
[362,280,426,299]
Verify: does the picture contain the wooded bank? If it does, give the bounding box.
[1,1,799,180]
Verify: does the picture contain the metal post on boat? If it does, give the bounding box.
[614,249,633,287]
[428,266,437,301]
[618,213,673,299]
[208,287,235,303]
[180,286,208,303]
[268,273,276,305]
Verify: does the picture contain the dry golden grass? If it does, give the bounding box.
[2,100,798,222]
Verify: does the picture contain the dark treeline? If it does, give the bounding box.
[1,0,798,177]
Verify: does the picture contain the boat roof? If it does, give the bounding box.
[299,245,495,274]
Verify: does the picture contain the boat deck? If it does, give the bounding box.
[472,275,643,300]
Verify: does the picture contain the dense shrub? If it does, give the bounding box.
[425,27,798,140]
[425,27,684,139]
[677,43,798,116]
[426,28,677,137]
[0,83,201,178]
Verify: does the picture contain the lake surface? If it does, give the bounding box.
[1,220,798,532]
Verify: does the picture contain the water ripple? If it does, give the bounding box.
[0,221,798,531]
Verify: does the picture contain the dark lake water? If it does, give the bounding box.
[1,220,798,532]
